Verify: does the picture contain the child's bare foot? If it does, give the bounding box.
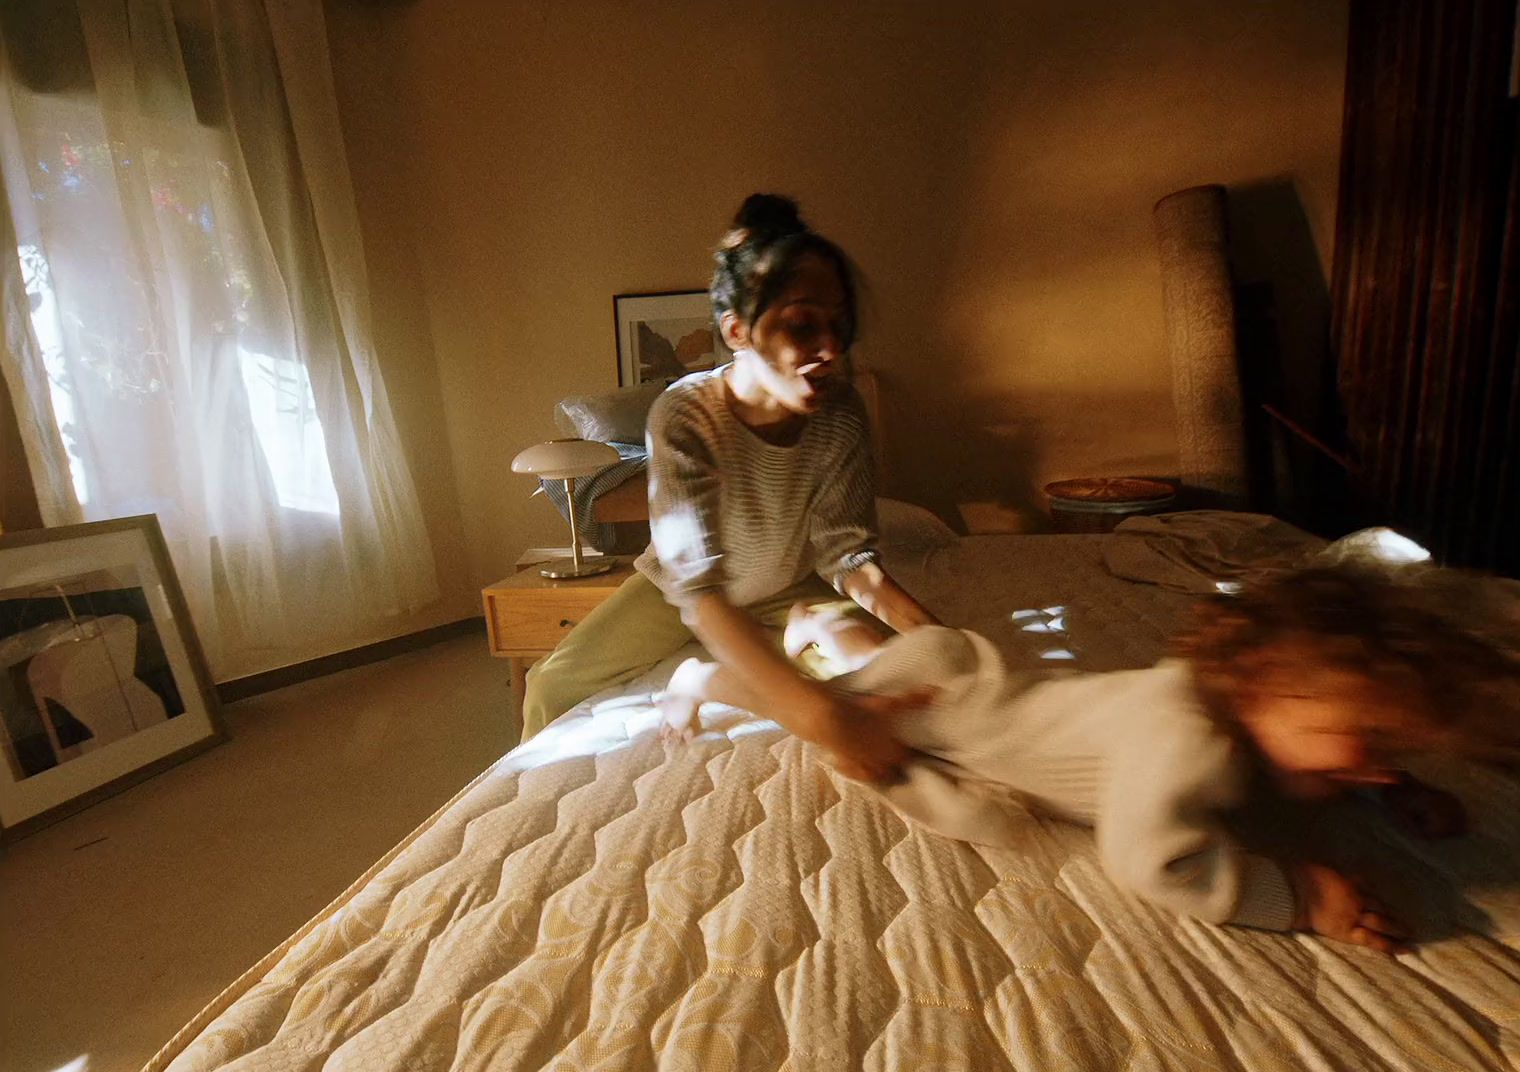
[784,601,871,659]
[658,657,713,746]
[786,602,888,673]
[784,602,820,659]
[658,694,698,746]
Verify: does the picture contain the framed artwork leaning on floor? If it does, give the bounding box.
[0,514,223,841]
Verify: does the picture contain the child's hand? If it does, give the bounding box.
[1289,862,1411,954]
[1380,776,1468,839]
[658,704,698,747]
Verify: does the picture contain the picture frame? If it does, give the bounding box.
[0,515,224,842]
[614,289,731,387]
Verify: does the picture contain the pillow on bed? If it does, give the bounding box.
[553,381,669,444]
[877,497,957,552]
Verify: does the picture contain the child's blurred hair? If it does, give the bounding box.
[1177,563,1520,760]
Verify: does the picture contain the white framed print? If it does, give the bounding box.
[0,515,223,841]
[614,289,731,387]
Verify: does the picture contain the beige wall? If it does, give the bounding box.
[325,0,1347,585]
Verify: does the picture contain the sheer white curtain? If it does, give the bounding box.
[0,0,438,675]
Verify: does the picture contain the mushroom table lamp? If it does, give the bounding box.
[511,438,623,579]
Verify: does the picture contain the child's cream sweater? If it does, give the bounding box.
[843,626,1299,930]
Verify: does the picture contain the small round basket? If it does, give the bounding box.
[1044,477,1177,534]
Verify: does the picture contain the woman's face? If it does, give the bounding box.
[725,253,851,416]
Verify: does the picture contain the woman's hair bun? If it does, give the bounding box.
[733,193,805,238]
[711,193,857,342]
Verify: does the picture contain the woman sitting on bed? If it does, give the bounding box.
[660,563,1519,953]
[522,193,939,779]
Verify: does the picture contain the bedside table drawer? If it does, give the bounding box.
[482,560,635,659]
[486,585,614,653]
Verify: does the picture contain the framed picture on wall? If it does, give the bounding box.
[614,290,731,387]
[0,515,223,841]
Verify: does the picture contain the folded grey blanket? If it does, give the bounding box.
[1103,510,1325,594]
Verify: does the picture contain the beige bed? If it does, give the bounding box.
[145,534,1520,1071]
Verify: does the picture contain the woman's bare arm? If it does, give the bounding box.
[840,563,941,633]
[686,592,926,782]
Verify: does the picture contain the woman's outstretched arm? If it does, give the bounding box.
[841,563,941,633]
[686,591,928,783]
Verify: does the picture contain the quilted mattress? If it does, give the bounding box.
[146,536,1520,1071]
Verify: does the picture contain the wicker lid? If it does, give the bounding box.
[1044,477,1176,507]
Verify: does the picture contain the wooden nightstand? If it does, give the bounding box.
[481,558,636,713]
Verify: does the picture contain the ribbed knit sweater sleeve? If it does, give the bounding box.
[1096,723,1298,930]
[807,390,881,590]
[848,634,1299,931]
[644,389,726,600]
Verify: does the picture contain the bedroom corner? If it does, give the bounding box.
[6,1,1519,1071]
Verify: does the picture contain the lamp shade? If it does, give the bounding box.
[511,438,621,480]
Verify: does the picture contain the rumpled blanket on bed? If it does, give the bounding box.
[1103,511,1325,594]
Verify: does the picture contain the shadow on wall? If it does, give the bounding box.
[882,174,1347,534]
[847,2,1346,533]
[334,0,1347,570]
[878,379,1181,531]
[1227,177,1334,430]
[1226,177,1356,534]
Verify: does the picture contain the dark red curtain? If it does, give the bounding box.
[1332,0,1520,575]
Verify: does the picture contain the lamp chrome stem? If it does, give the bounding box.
[565,476,582,572]
[538,473,614,579]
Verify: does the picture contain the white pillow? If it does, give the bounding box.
[553,381,669,444]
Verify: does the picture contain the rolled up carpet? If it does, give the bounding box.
[1154,185,1247,502]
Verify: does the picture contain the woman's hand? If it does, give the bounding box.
[806,688,935,784]
[1289,862,1411,954]
[684,593,934,782]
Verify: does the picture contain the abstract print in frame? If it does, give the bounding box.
[0,515,223,841]
[614,290,731,387]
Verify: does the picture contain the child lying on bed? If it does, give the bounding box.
[658,564,1519,953]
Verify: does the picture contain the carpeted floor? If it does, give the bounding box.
[1,633,516,1072]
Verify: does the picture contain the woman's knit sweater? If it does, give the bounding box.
[635,365,880,611]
